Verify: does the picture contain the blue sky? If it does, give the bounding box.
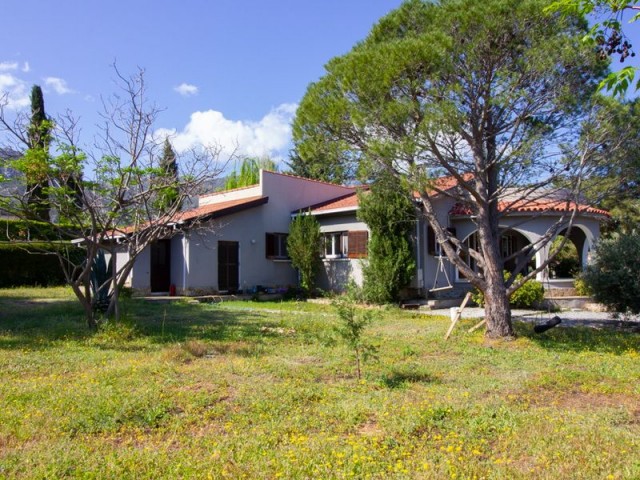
[1,0,404,164]
[1,1,637,167]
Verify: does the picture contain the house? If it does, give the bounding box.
[122,170,608,296]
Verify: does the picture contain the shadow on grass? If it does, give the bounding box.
[0,295,284,352]
[515,320,640,355]
[380,366,439,389]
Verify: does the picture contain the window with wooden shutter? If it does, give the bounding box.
[348,231,368,258]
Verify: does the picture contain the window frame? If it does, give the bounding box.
[322,231,348,259]
[265,232,289,259]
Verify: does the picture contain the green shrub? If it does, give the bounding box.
[332,286,378,380]
[472,271,545,308]
[510,276,545,308]
[582,233,640,314]
[574,276,593,296]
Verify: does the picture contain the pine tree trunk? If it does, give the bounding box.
[483,278,515,339]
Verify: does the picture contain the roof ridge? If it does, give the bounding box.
[263,170,355,190]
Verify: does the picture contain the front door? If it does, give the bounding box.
[218,241,239,293]
[150,239,171,293]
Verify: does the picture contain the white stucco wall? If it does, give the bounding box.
[105,247,132,287]
[130,246,150,291]
[183,205,297,293]
[171,171,356,294]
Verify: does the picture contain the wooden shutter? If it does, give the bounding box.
[348,231,368,258]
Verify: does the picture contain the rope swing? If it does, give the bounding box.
[429,252,453,293]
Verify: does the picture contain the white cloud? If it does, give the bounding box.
[0,73,29,109]
[174,83,199,97]
[22,62,30,73]
[0,62,18,72]
[44,76,73,95]
[157,103,298,160]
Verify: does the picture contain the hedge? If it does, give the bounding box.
[0,241,85,287]
[0,218,79,241]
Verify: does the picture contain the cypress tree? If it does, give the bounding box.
[357,172,416,303]
[25,85,51,221]
[156,138,180,213]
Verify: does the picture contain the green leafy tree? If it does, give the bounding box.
[582,233,640,313]
[357,173,415,303]
[224,156,277,190]
[287,212,322,294]
[292,0,610,338]
[581,97,640,234]
[546,0,640,96]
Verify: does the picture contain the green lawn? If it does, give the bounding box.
[0,287,638,479]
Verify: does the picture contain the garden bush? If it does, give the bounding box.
[573,275,593,296]
[582,233,640,314]
[472,271,545,308]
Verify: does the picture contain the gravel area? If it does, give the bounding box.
[422,307,640,331]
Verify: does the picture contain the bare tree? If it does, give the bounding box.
[0,67,228,328]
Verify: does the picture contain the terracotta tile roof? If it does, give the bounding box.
[107,196,269,237]
[297,192,361,214]
[449,199,610,217]
[299,174,468,214]
[174,195,268,223]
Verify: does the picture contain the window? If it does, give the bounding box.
[427,226,456,256]
[501,233,518,259]
[265,233,288,259]
[458,232,481,279]
[321,230,368,259]
[322,232,348,258]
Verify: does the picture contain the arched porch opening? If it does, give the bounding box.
[456,228,535,280]
[549,226,589,279]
